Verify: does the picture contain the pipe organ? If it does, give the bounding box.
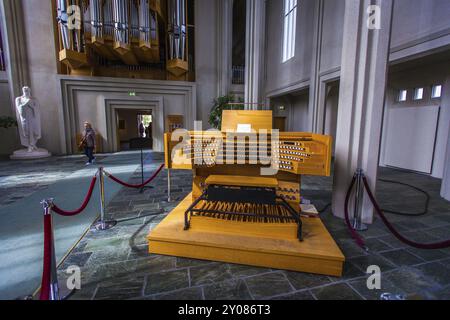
[53,0,194,80]
[167,0,188,76]
[149,111,345,277]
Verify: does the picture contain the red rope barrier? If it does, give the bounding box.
[105,164,165,189]
[52,176,97,217]
[39,213,52,300]
[363,177,450,250]
[344,173,450,250]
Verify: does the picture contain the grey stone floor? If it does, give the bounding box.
[0,155,105,207]
[49,154,450,300]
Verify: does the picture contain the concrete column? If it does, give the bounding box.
[244,0,266,109]
[309,0,324,133]
[332,0,394,223]
[441,78,450,201]
[0,0,29,100]
[216,0,233,97]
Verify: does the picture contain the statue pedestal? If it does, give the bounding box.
[10,148,52,160]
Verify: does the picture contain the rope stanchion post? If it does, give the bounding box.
[167,168,172,202]
[351,168,368,232]
[94,167,117,231]
[40,199,61,301]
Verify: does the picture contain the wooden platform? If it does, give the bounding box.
[147,194,345,277]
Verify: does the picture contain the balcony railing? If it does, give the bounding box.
[232,65,245,85]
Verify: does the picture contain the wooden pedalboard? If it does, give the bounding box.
[147,194,345,277]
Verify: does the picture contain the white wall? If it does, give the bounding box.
[380,61,450,178]
[320,0,345,73]
[21,0,63,154]
[324,83,339,155]
[195,0,218,128]
[0,72,19,155]
[265,0,315,96]
[9,0,218,154]
[390,0,450,62]
[391,0,450,49]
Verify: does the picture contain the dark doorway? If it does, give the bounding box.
[116,109,153,151]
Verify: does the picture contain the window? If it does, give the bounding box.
[282,0,298,63]
[413,88,424,101]
[432,85,442,99]
[398,89,407,102]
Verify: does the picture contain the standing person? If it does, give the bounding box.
[139,122,145,138]
[80,122,97,165]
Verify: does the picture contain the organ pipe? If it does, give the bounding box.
[57,0,70,50]
[54,0,193,76]
[168,0,187,61]
[113,0,129,45]
[90,0,103,39]
[139,0,150,45]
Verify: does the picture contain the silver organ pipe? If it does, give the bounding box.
[56,0,85,52]
[90,0,103,39]
[103,0,114,37]
[180,0,186,61]
[139,0,151,45]
[150,10,157,43]
[113,0,130,45]
[57,0,70,50]
[131,0,140,39]
[168,0,187,61]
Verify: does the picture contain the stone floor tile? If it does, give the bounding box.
[270,290,315,300]
[380,249,425,267]
[312,283,363,300]
[245,272,294,299]
[153,287,204,300]
[203,279,252,300]
[190,264,234,286]
[144,269,190,295]
[283,271,332,290]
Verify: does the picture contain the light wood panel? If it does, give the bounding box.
[148,194,345,276]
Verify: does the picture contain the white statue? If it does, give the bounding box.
[10,86,51,160]
[16,86,41,152]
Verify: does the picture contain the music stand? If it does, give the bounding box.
[130,137,154,193]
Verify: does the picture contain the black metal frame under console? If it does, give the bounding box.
[184,184,303,241]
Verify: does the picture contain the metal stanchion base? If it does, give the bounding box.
[94,220,117,231]
[16,295,34,300]
[140,185,154,194]
[351,219,369,231]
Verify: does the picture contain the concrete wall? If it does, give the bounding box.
[7,0,212,154]
[195,0,218,128]
[390,0,450,62]
[320,0,345,73]
[21,0,63,154]
[0,72,19,155]
[270,89,309,133]
[380,61,450,178]
[324,83,339,155]
[265,0,315,97]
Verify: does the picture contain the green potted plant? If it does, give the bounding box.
[209,94,244,129]
[0,116,17,129]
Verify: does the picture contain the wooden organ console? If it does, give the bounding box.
[148,111,345,277]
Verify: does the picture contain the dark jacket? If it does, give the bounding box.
[83,128,96,148]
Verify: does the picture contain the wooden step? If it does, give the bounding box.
[147,194,345,277]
